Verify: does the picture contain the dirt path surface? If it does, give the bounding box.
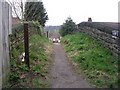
[50,43,92,88]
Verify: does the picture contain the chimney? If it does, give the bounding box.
[88,17,92,22]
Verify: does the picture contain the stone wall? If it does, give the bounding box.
[78,26,119,56]
[0,1,12,89]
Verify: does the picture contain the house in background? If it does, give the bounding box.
[12,17,21,27]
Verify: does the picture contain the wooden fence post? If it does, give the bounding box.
[47,31,48,38]
[24,23,30,69]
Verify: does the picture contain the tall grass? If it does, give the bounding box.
[61,32,118,88]
[8,35,52,88]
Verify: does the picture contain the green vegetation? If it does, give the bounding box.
[60,17,77,36]
[61,32,118,88]
[24,0,48,27]
[8,35,52,88]
[12,21,43,36]
[7,0,50,87]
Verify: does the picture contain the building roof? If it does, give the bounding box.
[12,17,21,27]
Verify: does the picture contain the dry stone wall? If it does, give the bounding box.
[78,26,119,56]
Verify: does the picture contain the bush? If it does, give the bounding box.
[60,17,77,36]
[12,21,43,37]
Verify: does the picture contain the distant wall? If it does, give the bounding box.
[0,1,12,89]
[78,26,119,56]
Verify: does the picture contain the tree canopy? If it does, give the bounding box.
[60,17,77,36]
[24,0,48,27]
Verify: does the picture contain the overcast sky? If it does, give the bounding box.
[43,0,119,26]
[6,0,119,25]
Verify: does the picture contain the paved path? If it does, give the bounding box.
[50,43,92,88]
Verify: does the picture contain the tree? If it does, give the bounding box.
[60,17,77,36]
[24,0,48,27]
[7,0,24,21]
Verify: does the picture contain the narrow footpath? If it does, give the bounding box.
[50,43,92,88]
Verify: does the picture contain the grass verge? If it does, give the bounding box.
[61,32,118,88]
[7,34,53,88]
